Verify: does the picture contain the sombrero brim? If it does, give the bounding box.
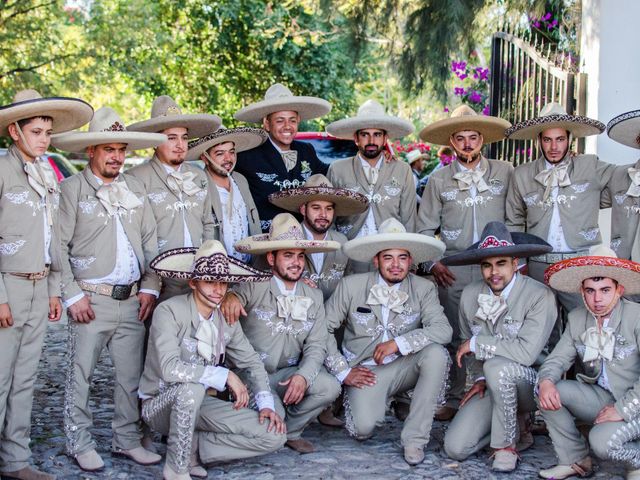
[268,186,369,216]
[343,232,445,264]
[326,116,415,140]
[545,256,640,294]
[51,131,167,153]
[186,127,268,161]
[607,110,640,149]
[234,236,341,255]
[127,114,221,139]
[234,97,332,123]
[506,114,605,140]
[419,116,511,145]
[0,97,94,136]
[441,232,552,266]
[151,247,271,282]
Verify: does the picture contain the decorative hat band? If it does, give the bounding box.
[103,121,126,132]
[192,253,230,276]
[270,225,305,241]
[163,105,182,116]
[478,235,514,249]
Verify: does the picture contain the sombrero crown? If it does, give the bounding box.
[0,89,93,136]
[151,240,271,283]
[506,102,605,140]
[51,107,167,153]
[545,245,640,295]
[326,99,414,140]
[343,217,445,263]
[441,221,551,266]
[233,213,341,255]
[127,95,221,139]
[419,104,511,145]
[186,125,268,161]
[234,83,332,123]
[268,174,369,216]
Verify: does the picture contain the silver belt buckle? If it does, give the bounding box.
[111,284,132,300]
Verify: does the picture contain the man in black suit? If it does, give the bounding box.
[234,83,331,231]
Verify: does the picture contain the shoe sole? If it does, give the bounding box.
[111,451,162,465]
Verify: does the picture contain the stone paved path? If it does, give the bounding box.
[28,321,626,479]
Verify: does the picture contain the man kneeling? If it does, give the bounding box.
[139,241,286,480]
[538,246,640,480]
[442,222,556,472]
[324,218,452,465]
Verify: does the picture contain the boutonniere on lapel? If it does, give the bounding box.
[300,161,311,175]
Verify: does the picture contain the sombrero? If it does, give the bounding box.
[0,89,93,136]
[419,104,511,145]
[545,245,640,295]
[51,107,167,153]
[607,109,640,149]
[151,240,271,283]
[234,83,331,123]
[441,221,552,266]
[234,213,341,255]
[404,149,429,165]
[268,174,369,216]
[326,99,414,140]
[186,126,268,161]
[506,102,605,140]
[127,95,221,139]
[343,218,445,263]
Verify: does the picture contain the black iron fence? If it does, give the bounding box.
[488,27,587,166]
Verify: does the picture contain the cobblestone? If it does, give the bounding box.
[28,321,627,479]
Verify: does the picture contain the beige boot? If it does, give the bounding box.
[189,433,207,478]
[75,449,105,471]
[491,447,519,472]
[404,446,424,466]
[627,468,640,480]
[1,466,57,480]
[112,446,162,465]
[539,456,593,479]
[163,463,192,480]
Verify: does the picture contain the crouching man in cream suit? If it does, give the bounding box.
[140,240,286,480]
[538,247,640,480]
[324,218,452,466]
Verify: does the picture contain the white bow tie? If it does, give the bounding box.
[276,295,313,321]
[195,309,225,364]
[476,293,508,325]
[23,159,58,198]
[453,167,489,192]
[167,169,201,197]
[580,326,615,363]
[280,150,298,172]
[626,167,640,198]
[535,161,571,201]
[366,284,409,313]
[96,181,143,215]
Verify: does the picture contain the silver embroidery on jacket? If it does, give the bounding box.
[570,182,590,194]
[256,172,278,183]
[441,229,462,241]
[0,239,26,256]
[69,256,96,271]
[578,228,599,241]
[148,191,169,205]
[5,191,29,204]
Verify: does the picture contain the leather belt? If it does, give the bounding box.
[9,265,50,281]
[78,281,139,300]
[530,250,590,264]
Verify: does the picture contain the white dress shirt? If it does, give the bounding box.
[303,224,326,273]
[163,163,193,248]
[543,160,572,252]
[456,161,480,243]
[216,178,250,262]
[356,154,383,238]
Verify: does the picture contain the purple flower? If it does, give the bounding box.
[475,67,489,81]
[469,91,483,103]
[482,105,490,115]
[454,87,466,96]
[457,73,468,80]
[543,12,552,21]
[443,106,450,112]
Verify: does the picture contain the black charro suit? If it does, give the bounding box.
[235,138,328,231]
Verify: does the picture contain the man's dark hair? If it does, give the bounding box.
[17,116,53,128]
[583,276,618,287]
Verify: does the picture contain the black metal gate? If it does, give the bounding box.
[488,28,587,166]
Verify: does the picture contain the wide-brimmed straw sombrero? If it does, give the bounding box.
[343,218,445,263]
[607,109,640,149]
[234,83,331,123]
[51,107,167,153]
[268,174,369,216]
[442,221,552,266]
[234,213,341,255]
[506,102,605,140]
[127,95,221,139]
[326,99,414,140]
[0,89,94,136]
[151,240,271,282]
[404,149,429,165]
[419,105,511,145]
[186,126,268,161]
[545,245,640,295]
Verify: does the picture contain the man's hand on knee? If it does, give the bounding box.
[279,374,307,405]
[460,379,486,408]
[226,371,249,409]
[259,408,287,434]
[344,366,376,389]
[538,379,562,411]
[594,404,623,424]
